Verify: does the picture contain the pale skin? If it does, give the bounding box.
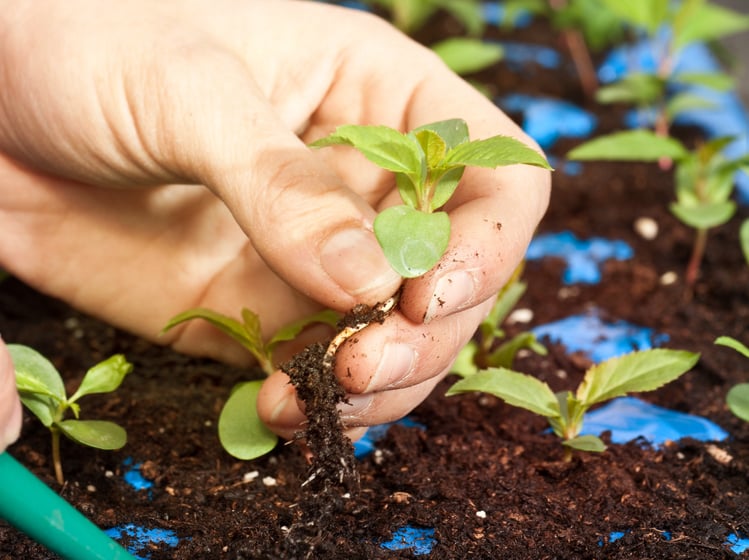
[0,0,550,451]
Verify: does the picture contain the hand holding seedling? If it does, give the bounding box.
[0,0,549,445]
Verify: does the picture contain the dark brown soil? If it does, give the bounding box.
[2,8,749,560]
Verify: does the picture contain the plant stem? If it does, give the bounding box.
[51,427,64,485]
[686,228,708,287]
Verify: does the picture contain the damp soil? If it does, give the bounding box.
[2,9,749,560]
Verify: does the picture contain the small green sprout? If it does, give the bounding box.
[9,344,132,484]
[447,348,699,461]
[162,308,339,460]
[431,37,503,76]
[741,219,749,266]
[715,336,749,423]
[310,118,551,278]
[568,130,749,286]
[451,266,546,377]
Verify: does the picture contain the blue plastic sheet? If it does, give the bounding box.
[526,231,633,285]
[104,524,179,560]
[380,526,436,555]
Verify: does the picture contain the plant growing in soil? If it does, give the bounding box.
[447,348,699,461]
[162,308,339,460]
[451,266,547,377]
[568,130,749,286]
[715,336,749,423]
[310,118,551,277]
[8,344,132,484]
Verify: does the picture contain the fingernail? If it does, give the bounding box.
[321,228,401,298]
[268,391,303,426]
[338,393,374,421]
[365,342,416,392]
[424,270,476,323]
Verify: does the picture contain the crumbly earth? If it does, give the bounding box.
[2,9,749,560]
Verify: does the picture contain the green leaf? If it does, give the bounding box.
[567,130,689,162]
[486,279,527,327]
[669,200,736,230]
[741,219,749,265]
[309,124,424,177]
[451,341,480,378]
[431,37,503,75]
[69,355,133,403]
[413,119,469,151]
[413,129,447,170]
[562,434,607,453]
[715,336,749,359]
[576,349,700,407]
[9,344,65,426]
[672,71,735,92]
[395,172,420,209]
[726,383,749,423]
[438,0,485,36]
[595,73,664,105]
[218,381,278,460]
[673,2,749,51]
[430,166,464,210]
[446,367,560,418]
[599,0,669,35]
[266,310,340,353]
[445,135,552,169]
[665,92,716,121]
[374,206,451,277]
[57,419,127,450]
[488,333,547,369]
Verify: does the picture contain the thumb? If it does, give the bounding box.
[154,50,403,311]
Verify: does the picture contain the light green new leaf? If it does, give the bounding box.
[488,333,547,369]
[432,37,503,75]
[451,341,480,378]
[672,71,735,92]
[413,119,470,150]
[374,206,451,277]
[8,344,66,402]
[599,0,669,35]
[562,434,607,453]
[444,135,551,169]
[670,200,736,230]
[715,336,749,359]
[413,129,447,170]
[726,383,749,423]
[741,219,749,265]
[446,367,560,418]
[267,310,340,352]
[567,130,689,162]
[595,73,664,105]
[309,124,424,177]
[673,2,749,51]
[57,419,127,450]
[576,349,700,407]
[69,354,133,403]
[218,381,278,460]
[665,92,716,121]
[163,307,255,352]
[430,166,464,210]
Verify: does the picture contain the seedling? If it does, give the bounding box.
[162,308,339,460]
[310,118,551,277]
[431,37,503,76]
[451,267,547,377]
[362,0,485,36]
[8,344,132,484]
[714,336,749,423]
[741,219,749,266]
[568,130,749,286]
[447,348,699,461]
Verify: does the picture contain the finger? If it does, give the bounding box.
[335,299,495,395]
[0,338,22,451]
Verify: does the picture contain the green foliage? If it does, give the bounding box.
[741,219,749,265]
[715,336,749,423]
[364,0,485,35]
[447,348,699,460]
[162,308,339,460]
[431,37,503,75]
[9,344,132,483]
[567,129,690,162]
[311,119,551,277]
[451,271,546,377]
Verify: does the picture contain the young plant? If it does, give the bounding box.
[362,0,485,36]
[8,344,132,484]
[431,37,503,76]
[568,130,749,286]
[310,118,551,277]
[451,266,547,377]
[447,348,699,461]
[162,308,339,460]
[714,336,749,423]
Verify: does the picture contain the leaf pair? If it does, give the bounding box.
[447,348,699,459]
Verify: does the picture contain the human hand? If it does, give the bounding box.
[0,0,550,443]
[0,338,22,452]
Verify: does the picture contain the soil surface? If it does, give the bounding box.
[2,8,749,560]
